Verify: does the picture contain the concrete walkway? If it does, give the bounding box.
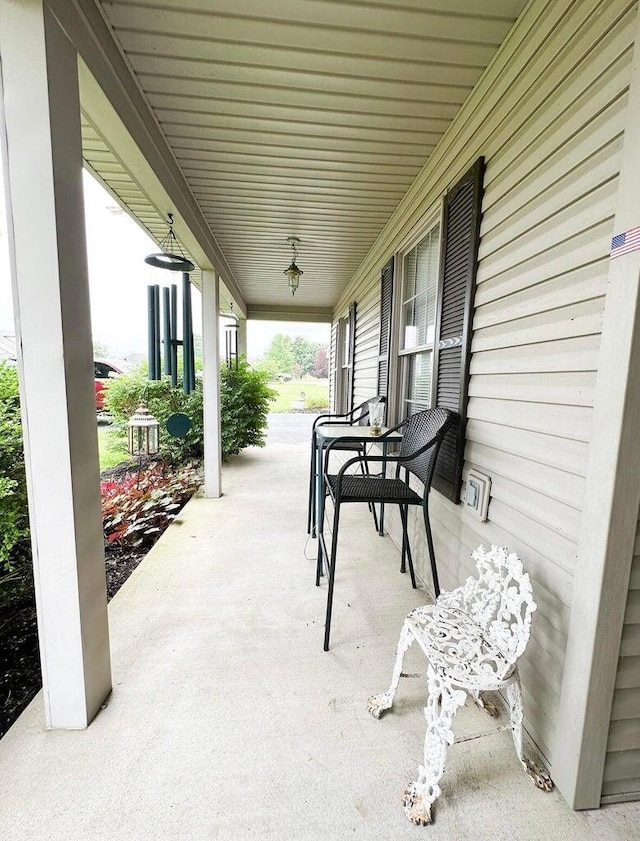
[1,419,639,840]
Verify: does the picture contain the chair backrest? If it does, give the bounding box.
[355,395,385,426]
[398,407,453,486]
[448,545,537,668]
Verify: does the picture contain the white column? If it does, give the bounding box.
[237,318,247,360]
[202,270,222,497]
[555,9,640,808]
[0,1,111,727]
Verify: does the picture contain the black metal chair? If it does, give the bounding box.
[307,396,385,537]
[316,407,454,651]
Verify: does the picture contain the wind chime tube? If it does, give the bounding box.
[170,283,178,388]
[190,324,196,391]
[153,284,161,381]
[162,286,171,376]
[182,272,192,395]
[147,285,156,379]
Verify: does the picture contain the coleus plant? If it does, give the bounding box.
[101,462,201,550]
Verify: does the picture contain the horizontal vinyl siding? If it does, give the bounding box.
[333,0,636,772]
[352,279,380,406]
[602,539,640,803]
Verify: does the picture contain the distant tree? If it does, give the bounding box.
[264,334,295,374]
[93,340,109,358]
[292,336,319,376]
[311,346,328,379]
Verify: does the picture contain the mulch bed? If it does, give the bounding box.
[0,543,146,740]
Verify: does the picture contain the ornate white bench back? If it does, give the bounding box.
[440,545,537,674]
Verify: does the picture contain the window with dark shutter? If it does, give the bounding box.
[329,321,339,412]
[347,301,357,412]
[377,257,394,398]
[432,157,485,503]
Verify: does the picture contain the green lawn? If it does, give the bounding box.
[268,379,329,413]
[98,425,131,472]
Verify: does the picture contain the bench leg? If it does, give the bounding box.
[403,665,466,825]
[507,672,554,792]
[367,618,414,718]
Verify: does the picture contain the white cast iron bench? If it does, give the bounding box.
[367,544,553,825]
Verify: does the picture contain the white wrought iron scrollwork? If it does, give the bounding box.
[367,544,553,825]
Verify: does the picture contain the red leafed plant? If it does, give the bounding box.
[101,462,201,549]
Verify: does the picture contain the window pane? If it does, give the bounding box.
[405,351,432,415]
[401,222,440,350]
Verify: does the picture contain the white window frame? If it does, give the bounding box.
[391,206,443,423]
[336,314,350,414]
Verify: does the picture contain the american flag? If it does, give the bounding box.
[610,226,640,258]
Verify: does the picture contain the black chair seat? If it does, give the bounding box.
[326,474,422,505]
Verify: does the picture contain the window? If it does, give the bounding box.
[338,314,350,413]
[398,221,441,418]
[389,157,485,503]
[335,303,356,414]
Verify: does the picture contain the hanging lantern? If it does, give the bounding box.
[284,236,303,296]
[127,403,160,456]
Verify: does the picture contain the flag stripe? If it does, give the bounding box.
[611,225,640,258]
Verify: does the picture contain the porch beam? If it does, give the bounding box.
[0,0,111,726]
[202,270,222,498]
[554,8,640,808]
[247,304,333,323]
[46,0,247,319]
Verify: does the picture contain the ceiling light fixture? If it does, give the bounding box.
[144,213,195,273]
[284,236,303,296]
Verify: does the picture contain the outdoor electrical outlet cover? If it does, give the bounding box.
[464,469,491,522]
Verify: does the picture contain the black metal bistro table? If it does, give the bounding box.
[312,424,403,547]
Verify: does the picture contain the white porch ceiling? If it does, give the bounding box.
[88,0,527,313]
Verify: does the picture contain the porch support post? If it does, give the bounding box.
[237,318,248,360]
[555,10,640,809]
[0,1,111,726]
[202,269,222,498]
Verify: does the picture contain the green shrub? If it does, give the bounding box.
[105,366,204,464]
[105,360,275,462]
[0,363,29,575]
[220,360,276,457]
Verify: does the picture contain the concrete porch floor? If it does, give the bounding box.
[1,415,639,840]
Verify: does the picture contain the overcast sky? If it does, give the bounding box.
[0,170,329,359]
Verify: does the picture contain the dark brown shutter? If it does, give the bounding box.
[377,257,394,398]
[347,301,357,411]
[432,157,485,503]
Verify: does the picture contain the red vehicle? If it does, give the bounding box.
[94,359,125,411]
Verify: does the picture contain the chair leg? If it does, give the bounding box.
[367,617,415,718]
[315,479,328,586]
[399,506,417,589]
[423,496,440,598]
[403,665,466,825]
[307,433,315,536]
[323,501,341,651]
[507,672,554,792]
[362,453,380,533]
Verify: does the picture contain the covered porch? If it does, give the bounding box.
[4,0,640,824]
[1,419,638,840]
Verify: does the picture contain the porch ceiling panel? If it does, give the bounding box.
[92,0,526,311]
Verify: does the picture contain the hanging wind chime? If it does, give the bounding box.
[144,214,196,395]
